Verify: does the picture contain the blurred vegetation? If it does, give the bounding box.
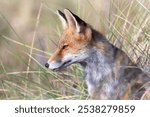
[0,0,149,99]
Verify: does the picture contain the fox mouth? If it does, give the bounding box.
[61,60,72,67]
[52,60,73,71]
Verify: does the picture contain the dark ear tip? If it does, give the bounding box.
[57,10,62,14]
[57,10,61,12]
[56,9,67,22]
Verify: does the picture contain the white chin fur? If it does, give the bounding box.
[48,61,62,70]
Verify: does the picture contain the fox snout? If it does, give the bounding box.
[45,46,75,70]
[45,59,72,70]
[45,54,74,70]
[45,60,63,70]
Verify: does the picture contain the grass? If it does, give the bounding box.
[0,0,149,99]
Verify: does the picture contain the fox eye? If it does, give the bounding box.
[62,44,68,49]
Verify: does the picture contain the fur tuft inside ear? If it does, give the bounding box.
[56,10,68,29]
[64,9,80,32]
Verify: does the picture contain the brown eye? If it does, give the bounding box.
[62,44,68,49]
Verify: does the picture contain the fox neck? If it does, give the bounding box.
[79,30,119,99]
[80,30,114,85]
[80,48,113,80]
[80,47,117,99]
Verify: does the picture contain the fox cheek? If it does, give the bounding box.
[59,52,65,61]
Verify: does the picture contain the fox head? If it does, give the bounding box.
[45,9,92,70]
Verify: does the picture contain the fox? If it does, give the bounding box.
[45,9,150,99]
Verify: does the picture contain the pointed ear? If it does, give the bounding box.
[56,10,68,29]
[64,9,81,32]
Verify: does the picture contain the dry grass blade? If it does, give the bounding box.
[26,3,43,76]
[1,35,51,55]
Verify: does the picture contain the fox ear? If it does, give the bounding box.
[64,9,81,32]
[56,10,68,29]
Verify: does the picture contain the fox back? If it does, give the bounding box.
[45,9,150,99]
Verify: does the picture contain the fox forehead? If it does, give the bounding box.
[58,27,92,48]
[59,28,76,46]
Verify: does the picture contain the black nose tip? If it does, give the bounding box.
[45,63,49,68]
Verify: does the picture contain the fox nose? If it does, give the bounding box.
[45,63,49,68]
